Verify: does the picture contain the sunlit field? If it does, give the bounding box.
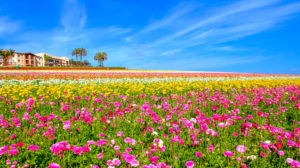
[0,70,299,168]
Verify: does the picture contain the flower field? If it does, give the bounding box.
[0,70,299,168]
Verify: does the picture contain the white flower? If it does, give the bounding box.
[152,131,158,135]
[126,120,131,123]
[158,140,164,148]
[247,155,257,160]
[264,140,271,145]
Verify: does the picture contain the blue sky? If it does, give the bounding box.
[0,0,300,74]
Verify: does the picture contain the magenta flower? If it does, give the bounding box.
[277,151,284,156]
[49,163,60,168]
[9,149,18,156]
[97,153,103,159]
[236,145,246,153]
[112,158,121,166]
[195,152,202,158]
[186,161,194,168]
[0,146,8,155]
[28,145,39,151]
[130,160,140,167]
[287,140,295,147]
[224,151,234,157]
[149,156,159,164]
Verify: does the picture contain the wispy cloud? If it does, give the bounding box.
[61,0,87,30]
[0,17,21,38]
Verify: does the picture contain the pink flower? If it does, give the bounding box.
[208,144,215,152]
[125,155,135,163]
[212,106,218,111]
[291,161,300,167]
[130,160,140,167]
[0,146,8,155]
[28,145,39,151]
[87,140,95,146]
[49,163,60,168]
[114,145,120,151]
[277,151,284,156]
[97,153,103,159]
[96,139,107,146]
[218,123,225,128]
[149,156,159,164]
[240,163,248,168]
[260,152,267,158]
[112,158,121,166]
[286,158,294,164]
[224,151,234,157]
[186,161,194,168]
[195,152,202,158]
[106,160,113,166]
[287,140,295,147]
[9,149,18,156]
[236,145,246,153]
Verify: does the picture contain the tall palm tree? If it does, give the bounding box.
[94,52,102,67]
[69,58,74,67]
[100,52,107,67]
[79,48,87,67]
[72,48,80,66]
[0,49,14,66]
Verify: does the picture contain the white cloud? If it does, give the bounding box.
[61,0,87,30]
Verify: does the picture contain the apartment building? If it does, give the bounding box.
[35,53,69,67]
[0,51,42,67]
[0,51,69,67]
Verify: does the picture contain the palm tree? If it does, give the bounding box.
[72,48,80,66]
[100,52,107,67]
[0,49,14,66]
[44,54,52,66]
[83,60,90,67]
[94,52,102,67]
[69,58,74,67]
[79,48,87,67]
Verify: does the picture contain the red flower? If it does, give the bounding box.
[16,142,24,147]
[275,142,283,149]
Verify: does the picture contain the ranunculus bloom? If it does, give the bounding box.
[286,158,293,164]
[28,145,39,151]
[112,158,121,166]
[97,153,103,159]
[130,160,139,167]
[287,140,295,147]
[277,151,284,156]
[0,146,8,155]
[49,163,60,168]
[186,161,194,168]
[224,151,234,157]
[149,156,159,164]
[195,152,202,158]
[9,149,18,156]
[236,145,246,153]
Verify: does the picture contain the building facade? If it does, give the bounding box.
[0,51,69,67]
[35,53,69,67]
[0,52,42,67]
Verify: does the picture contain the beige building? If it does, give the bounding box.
[35,53,69,67]
[0,51,42,67]
[0,50,69,67]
